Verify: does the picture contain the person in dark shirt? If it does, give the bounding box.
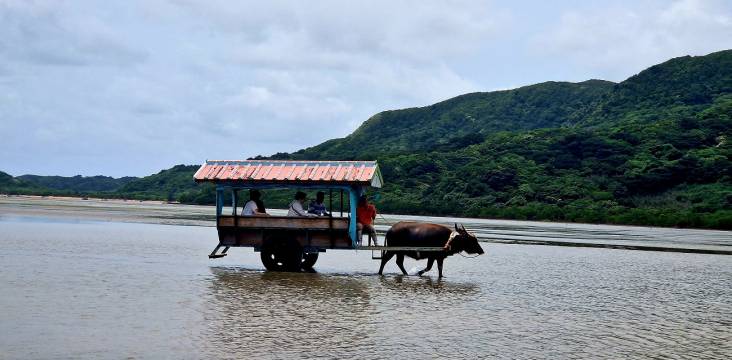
[308,191,330,216]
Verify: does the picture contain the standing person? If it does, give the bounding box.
[241,189,269,216]
[356,195,378,246]
[308,191,330,216]
[288,191,315,217]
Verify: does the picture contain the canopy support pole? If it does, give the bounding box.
[232,189,238,216]
[215,188,223,218]
[349,187,358,247]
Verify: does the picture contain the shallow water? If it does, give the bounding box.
[1,196,730,253]
[1,210,730,359]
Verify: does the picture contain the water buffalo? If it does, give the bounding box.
[378,221,484,277]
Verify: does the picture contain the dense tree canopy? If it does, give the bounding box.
[3,50,731,229]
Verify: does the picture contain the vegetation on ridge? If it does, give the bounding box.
[2,50,731,229]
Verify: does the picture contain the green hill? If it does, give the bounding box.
[592,50,732,124]
[0,171,49,194]
[277,79,615,159]
[3,50,731,229]
[1,171,138,196]
[269,50,732,229]
[115,165,213,203]
[18,174,137,193]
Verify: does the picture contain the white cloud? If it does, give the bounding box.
[534,0,732,80]
[174,0,503,61]
[0,0,730,177]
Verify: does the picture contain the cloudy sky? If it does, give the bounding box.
[1,0,731,177]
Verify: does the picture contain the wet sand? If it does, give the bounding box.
[1,195,730,254]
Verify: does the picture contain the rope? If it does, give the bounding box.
[459,252,481,258]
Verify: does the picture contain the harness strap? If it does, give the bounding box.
[444,231,458,250]
[289,201,304,216]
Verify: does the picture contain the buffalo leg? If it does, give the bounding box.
[437,258,444,278]
[418,258,434,276]
[395,254,408,275]
[378,252,395,275]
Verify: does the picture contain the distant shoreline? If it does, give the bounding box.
[3,193,731,234]
[2,195,730,255]
[0,193,180,205]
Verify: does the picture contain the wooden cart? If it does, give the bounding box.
[193,160,384,271]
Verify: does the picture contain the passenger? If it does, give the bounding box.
[288,191,316,217]
[241,189,269,216]
[356,195,378,246]
[308,191,330,216]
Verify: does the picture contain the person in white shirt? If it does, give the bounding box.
[288,191,315,217]
[241,189,269,216]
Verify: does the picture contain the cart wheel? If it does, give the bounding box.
[301,252,319,269]
[260,237,303,272]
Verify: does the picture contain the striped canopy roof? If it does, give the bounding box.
[193,160,383,188]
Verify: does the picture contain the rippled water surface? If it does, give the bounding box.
[1,198,731,359]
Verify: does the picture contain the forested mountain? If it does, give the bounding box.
[17,174,137,192]
[115,165,212,203]
[0,166,210,202]
[271,79,615,159]
[590,50,732,125]
[266,50,732,229]
[2,50,731,229]
[0,171,47,194]
[0,172,137,196]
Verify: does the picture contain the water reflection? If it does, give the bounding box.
[2,210,730,359]
[202,268,482,358]
[208,267,371,301]
[377,275,480,298]
[203,267,374,358]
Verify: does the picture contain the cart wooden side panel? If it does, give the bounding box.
[217,215,352,250]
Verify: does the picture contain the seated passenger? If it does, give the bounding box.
[356,195,378,246]
[241,189,269,216]
[288,191,316,217]
[308,191,330,216]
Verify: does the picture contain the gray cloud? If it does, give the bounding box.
[533,0,732,80]
[0,1,147,67]
[0,0,730,177]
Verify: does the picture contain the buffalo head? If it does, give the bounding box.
[453,224,484,255]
